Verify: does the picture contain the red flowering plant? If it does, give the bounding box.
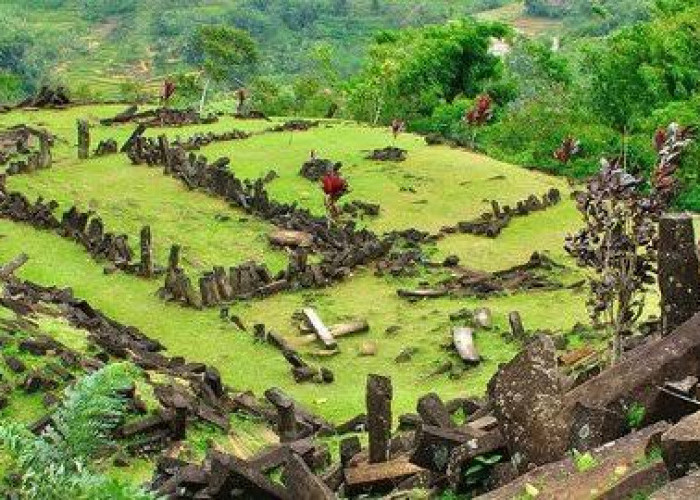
[321,170,349,221]
[462,94,494,150]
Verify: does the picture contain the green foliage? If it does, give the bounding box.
[77,0,138,22]
[0,15,68,100]
[503,37,571,98]
[0,363,153,499]
[572,449,598,472]
[187,25,259,84]
[564,0,652,36]
[118,79,149,104]
[583,6,700,130]
[524,0,567,18]
[347,18,509,123]
[0,72,24,103]
[462,453,503,487]
[626,402,646,430]
[478,88,616,176]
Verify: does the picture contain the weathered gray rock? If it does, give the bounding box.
[650,470,700,499]
[284,453,335,500]
[563,312,700,449]
[416,392,452,428]
[661,410,700,479]
[659,214,700,336]
[366,374,392,464]
[487,335,567,472]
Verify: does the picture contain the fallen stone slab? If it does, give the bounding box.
[328,319,369,338]
[453,327,481,364]
[474,307,493,329]
[597,461,667,500]
[410,424,473,472]
[284,453,335,500]
[344,456,424,496]
[117,413,169,438]
[4,354,26,373]
[336,413,366,434]
[477,422,670,500]
[302,308,337,350]
[205,450,290,499]
[563,312,700,451]
[416,392,453,429]
[247,440,322,473]
[268,229,313,248]
[22,371,58,393]
[446,428,506,491]
[299,157,340,182]
[397,288,448,299]
[366,147,407,162]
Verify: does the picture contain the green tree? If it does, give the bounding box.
[186,25,258,112]
[0,15,67,102]
[583,5,700,130]
[348,19,509,123]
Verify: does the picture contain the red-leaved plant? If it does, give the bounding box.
[321,171,348,221]
[565,123,694,364]
[464,94,493,126]
[553,136,581,164]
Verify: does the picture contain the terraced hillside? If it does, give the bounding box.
[2,0,530,102]
[0,104,589,425]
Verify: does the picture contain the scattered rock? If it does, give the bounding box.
[366,147,407,162]
[359,341,378,356]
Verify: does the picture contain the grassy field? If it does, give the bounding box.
[0,105,588,423]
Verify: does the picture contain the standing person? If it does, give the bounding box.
[161,79,176,107]
[391,118,405,140]
[235,88,248,116]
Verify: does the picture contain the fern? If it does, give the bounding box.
[0,362,155,499]
[49,361,136,460]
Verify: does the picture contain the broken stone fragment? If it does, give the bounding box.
[359,341,378,356]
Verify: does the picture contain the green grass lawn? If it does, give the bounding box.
[0,106,588,423]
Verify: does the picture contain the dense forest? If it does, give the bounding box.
[2,0,699,208]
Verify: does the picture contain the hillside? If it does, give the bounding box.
[1,0,527,102]
[2,2,700,499]
[0,104,585,421]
